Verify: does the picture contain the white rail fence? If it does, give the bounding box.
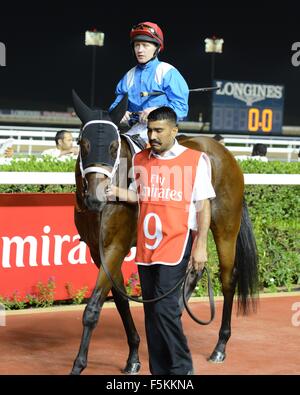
[0,173,299,185]
[1,127,300,160]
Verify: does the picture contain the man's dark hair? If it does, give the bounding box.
[251,143,267,157]
[55,130,69,145]
[213,134,224,142]
[147,106,177,125]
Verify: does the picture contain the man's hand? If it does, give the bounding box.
[59,147,78,157]
[69,147,79,155]
[139,107,157,123]
[4,147,14,158]
[191,244,207,272]
[191,199,211,272]
[105,184,117,198]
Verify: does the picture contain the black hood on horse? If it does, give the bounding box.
[72,90,128,172]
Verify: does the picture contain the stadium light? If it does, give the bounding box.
[205,36,224,82]
[85,29,105,107]
[204,36,224,130]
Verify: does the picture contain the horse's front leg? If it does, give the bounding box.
[112,285,141,374]
[70,272,111,375]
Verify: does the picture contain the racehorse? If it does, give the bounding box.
[70,91,258,375]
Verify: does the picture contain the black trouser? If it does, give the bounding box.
[138,232,193,375]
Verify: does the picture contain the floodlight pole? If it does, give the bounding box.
[91,46,97,107]
[85,29,105,108]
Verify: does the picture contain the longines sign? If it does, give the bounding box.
[212,79,284,134]
[215,80,284,106]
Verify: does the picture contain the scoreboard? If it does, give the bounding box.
[212,80,284,134]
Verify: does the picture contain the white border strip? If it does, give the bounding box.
[0,172,75,185]
[244,174,300,185]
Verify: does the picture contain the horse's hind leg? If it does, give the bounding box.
[111,285,141,374]
[70,274,111,375]
[208,234,238,363]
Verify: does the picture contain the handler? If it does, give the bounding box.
[106,107,215,375]
[109,22,189,143]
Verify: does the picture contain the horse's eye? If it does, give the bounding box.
[80,138,90,158]
[109,140,118,159]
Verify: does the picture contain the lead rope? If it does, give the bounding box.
[99,218,187,303]
[99,217,215,324]
[183,267,215,325]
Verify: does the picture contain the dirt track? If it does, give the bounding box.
[0,293,299,375]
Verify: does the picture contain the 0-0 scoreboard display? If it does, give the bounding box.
[212,80,285,134]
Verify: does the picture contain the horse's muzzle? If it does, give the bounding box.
[84,194,106,212]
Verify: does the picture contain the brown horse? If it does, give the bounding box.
[70,91,258,375]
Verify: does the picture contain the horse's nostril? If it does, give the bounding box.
[84,195,105,212]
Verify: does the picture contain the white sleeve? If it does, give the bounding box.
[192,153,216,201]
[129,180,137,192]
[42,148,61,158]
[129,153,138,192]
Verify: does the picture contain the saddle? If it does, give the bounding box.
[121,133,147,157]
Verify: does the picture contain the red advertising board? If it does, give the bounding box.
[0,193,137,301]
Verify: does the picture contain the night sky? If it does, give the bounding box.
[0,1,299,124]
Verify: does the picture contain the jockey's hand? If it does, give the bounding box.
[139,107,157,123]
[120,111,131,125]
[191,246,207,272]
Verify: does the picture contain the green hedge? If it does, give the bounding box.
[238,160,300,174]
[194,184,300,297]
[0,158,299,295]
[0,155,76,172]
[193,160,299,296]
[0,156,76,193]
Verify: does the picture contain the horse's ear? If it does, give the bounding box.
[109,94,128,126]
[72,89,93,124]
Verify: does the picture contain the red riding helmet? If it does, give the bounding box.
[130,22,164,51]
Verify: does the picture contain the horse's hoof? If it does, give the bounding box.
[121,361,141,375]
[69,369,81,375]
[70,364,84,375]
[208,350,226,363]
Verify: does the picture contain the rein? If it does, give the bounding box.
[99,213,215,324]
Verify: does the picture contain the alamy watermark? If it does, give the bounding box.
[0,42,6,67]
[291,42,300,67]
[291,302,300,327]
[0,303,6,326]
[94,158,206,213]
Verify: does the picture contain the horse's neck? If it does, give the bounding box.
[75,158,87,212]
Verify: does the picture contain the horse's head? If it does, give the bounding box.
[73,90,128,212]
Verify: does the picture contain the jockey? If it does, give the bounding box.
[109,22,189,143]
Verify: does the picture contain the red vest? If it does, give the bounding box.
[133,147,201,266]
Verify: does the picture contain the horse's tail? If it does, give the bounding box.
[235,198,259,315]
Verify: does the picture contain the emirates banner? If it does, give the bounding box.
[0,194,137,300]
